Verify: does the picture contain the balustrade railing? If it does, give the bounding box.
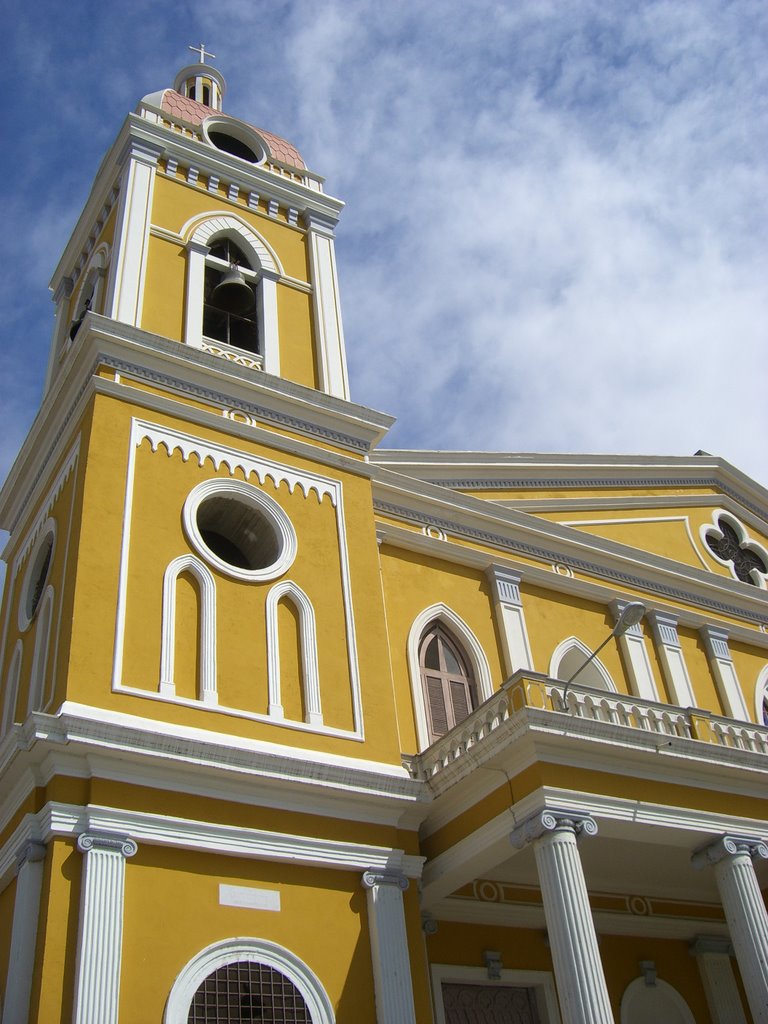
[412,671,768,782]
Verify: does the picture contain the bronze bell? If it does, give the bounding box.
[210,263,255,315]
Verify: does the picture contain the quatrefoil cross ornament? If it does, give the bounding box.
[703,513,768,587]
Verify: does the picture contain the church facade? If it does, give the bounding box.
[1,56,767,1024]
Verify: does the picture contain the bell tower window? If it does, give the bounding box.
[203,238,260,354]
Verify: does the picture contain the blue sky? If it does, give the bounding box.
[3,0,767,500]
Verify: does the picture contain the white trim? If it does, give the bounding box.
[755,664,768,727]
[159,555,217,704]
[549,637,616,692]
[182,477,297,583]
[620,976,696,1024]
[306,222,349,399]
[611,600,659,702]
[700,626,750,721]
[487,565,535,674]
[407,604,494,751]
[1,641,22,736]
[17,519,56,633]
[266,581,322,725]
[164,937,335,1024]
[28,587,54,714]
[647,611,696,708]
[700,509,768,589]
[430,964,561,1024]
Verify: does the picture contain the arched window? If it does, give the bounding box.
[419,623,477,741]
[165,938,334,1024]
[549,637,616,692]
[755,665,768,727]
[203,237,260,353]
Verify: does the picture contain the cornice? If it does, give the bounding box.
[372,469,768,632]
[0,315,394,533]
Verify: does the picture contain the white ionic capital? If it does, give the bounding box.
[647,611,696,707]
[361,869,416,1024]
[2,841,47,1024]
[701,626,750,720]
[690,935,747,1024]
[486,565,534,674]
[72,833,138,1024]
[692,835,768,1023]
[512,810,612,1024]
[610,600,658,701]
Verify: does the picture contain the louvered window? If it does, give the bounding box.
[419,624,477,742]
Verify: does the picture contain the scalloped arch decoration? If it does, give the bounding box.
[182,212,282,277]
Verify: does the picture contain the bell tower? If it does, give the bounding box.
[44,51,350,400]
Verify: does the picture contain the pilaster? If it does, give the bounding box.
[690,935,747,1024]
[700,627,749,720]
[692,835,768,1023]
[304,210,349,400]
[647,611,696,707]
[511,810,613,1024]
[72,832,138,1024]
[610,600,658,701]
[486,566,534,675]
[361,869,417,1024]
[2,841,47,1024]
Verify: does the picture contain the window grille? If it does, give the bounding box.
[188,960,311,1022]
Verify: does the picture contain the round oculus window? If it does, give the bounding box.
[19,520,56,631]
[183,480,296,582]
[202,117,266,165]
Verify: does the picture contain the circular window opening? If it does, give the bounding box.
[197,494,281,571]
[183,480,296,582]
[208,130,260,163]
[19,522,56,631]
[202,117,266,165]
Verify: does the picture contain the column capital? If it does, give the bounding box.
[647,610,681,646]
[117,136,164,169]
[52,276,74,304]
[692,834,768,870]
[609,599,644,636]
[77,832,138,858]
[362,869,409,891]
[186,239,210,257]
[690,935,734,956]
[301,209,338,236]
[511,808,598,850]
[16,839,47,872]
[700,626,732,662]
[486,565,523,605]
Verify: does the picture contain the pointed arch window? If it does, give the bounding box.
[419,624,477,741]
[203,237,260,354]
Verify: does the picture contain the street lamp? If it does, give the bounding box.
[559,601,646,708]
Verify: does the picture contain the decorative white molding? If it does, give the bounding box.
[701,626,750,721]
[549,637,616,692]
[27,586,54,714]
[754,663,768,727]
[406,603,495,751]
[265,581,322,726]
[692,834,768,1023]
[159,555,217,704]
[1,641,22,737]
[181,477,298,583]
[1,840,47,1024]
[306,219,350,399]
[362,870,417,1024]
[486,565,534,674]
[690,935,747,1024]
[610,599,658,701]
[72,832,137,1024]
[164,937,335,1024]
[107,139,163,327]
[647,611,696,707]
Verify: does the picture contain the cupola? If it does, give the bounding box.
[173,44,226,111]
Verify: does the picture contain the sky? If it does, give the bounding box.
[2,0,767,504]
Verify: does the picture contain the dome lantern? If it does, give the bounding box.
[173,43,227,111]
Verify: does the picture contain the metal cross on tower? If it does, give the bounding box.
[188,43,216,64]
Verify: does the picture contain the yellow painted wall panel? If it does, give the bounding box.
[277,285,318,389]
[29,840,81,1024]
[140,234,186,340]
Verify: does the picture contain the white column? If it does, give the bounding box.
[700,627,750,721]
[690,935,747,1024]
[486,566,534,675]
[2,841,47,1024]
[304,211,350,399]
[511,810,614,1024]
[692,835,768,1023]
[183,240,210,348]
[610,600,658,701]
[362,869,417,1024]
[44,276,73,393]
[647,611,696,707]
[260,272,281,376]
[107,138,163,327]
[72,832,137,1024]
